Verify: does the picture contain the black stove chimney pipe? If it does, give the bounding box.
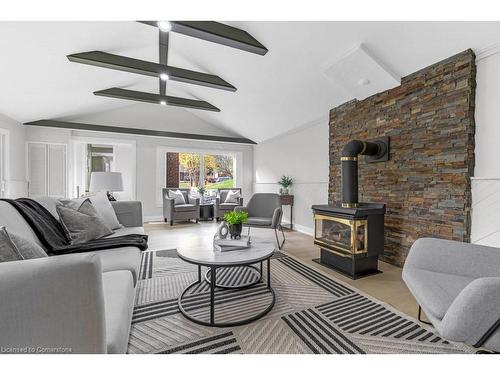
[341,139,384,208]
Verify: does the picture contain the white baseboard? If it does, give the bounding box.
[143,215,164,223]
[282,220,313,236]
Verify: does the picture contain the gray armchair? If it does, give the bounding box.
[162,188,200,225]
[235,193,285,249]
[215,188,243,221]
[402,238,500,353]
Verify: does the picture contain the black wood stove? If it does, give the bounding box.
[312,137,389,279]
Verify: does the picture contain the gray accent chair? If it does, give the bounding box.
[215,188,243,221]
[235,193,285,249]
[403,238,500,353]
[162,188,200,225]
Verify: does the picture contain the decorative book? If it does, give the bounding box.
[213,235,251,252]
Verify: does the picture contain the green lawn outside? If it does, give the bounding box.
[178,179,234,190]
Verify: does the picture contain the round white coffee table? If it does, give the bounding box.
[177,240,276,327]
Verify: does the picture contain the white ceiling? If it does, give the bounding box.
[1,21,500,143]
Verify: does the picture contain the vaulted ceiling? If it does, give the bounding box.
[1,21,500,143]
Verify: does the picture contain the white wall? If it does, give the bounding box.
[471,50,500,247]
[0,113,27,197]
[24,106,254,220]
[253,116,329,235]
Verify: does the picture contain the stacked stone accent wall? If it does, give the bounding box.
[328,50,476,266]
[166,152,180,188]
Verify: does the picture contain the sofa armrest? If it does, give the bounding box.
[111,201,143,227]
[0,254,107,353]
[440,277,500,346]
[188,196,200,207]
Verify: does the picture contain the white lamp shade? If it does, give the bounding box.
[89,172,123,192]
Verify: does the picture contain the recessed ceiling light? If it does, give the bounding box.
[158,21,172,32]
[159,73,169,81]
[160,100,167,106]
[358,78,371,86]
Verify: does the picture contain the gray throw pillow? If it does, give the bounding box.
[0,226,23,263]
[57,199,114,244]
[8,232,48,259]
[224,190,241,204]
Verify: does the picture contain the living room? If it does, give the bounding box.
[2,0,500,373]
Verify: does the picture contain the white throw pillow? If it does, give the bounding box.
[62,192,122,230]
[168,189,186,205]
[224,190,241,204]
[88,192,122,230]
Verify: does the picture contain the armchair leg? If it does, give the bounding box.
[274,225,286,250]
[418,306,431,325]
[247,226,251,236]
[170,221,173,226]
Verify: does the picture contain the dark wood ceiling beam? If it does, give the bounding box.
[93,87,220,112]
[159,30,169,95]
[139,21,268,56]
[24,120,256,145]
[67,51,236,91]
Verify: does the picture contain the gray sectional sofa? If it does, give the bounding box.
[0,199,144,354]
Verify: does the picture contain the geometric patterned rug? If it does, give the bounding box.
[127,249,475,354]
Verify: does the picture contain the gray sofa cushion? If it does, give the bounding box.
[174,204,197,212]
[0,226,23,262]
[33,196,62,219]
[57,199,113,244]
[246,217,273,226]
[102,270,135,354]
[106,226,145,237]
[0,201,44,248]
[403,267,474,319]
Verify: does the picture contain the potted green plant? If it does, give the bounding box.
[223,211,249,239]
[278,175,293,195]
[197,185,206,195]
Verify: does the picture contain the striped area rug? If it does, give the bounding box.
[127,248,475,354]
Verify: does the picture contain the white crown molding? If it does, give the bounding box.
[476,42,500,61]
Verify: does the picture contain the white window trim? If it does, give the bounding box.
[155,145,242,207]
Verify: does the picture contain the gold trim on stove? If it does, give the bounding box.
[313,214,368,255]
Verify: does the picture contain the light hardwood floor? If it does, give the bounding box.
[144,220,419,318]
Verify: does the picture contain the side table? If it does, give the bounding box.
[279,194,294,230]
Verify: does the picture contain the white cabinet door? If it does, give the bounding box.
[27,142,67,197]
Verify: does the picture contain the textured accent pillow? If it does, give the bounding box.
[0,226,23,263]
[60,192,122,231]
[168,189,186,205]
[8,231,48,259]
[57,199,114,244]
[224,190,241,204]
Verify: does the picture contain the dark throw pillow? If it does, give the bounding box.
[57,199,114,244]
